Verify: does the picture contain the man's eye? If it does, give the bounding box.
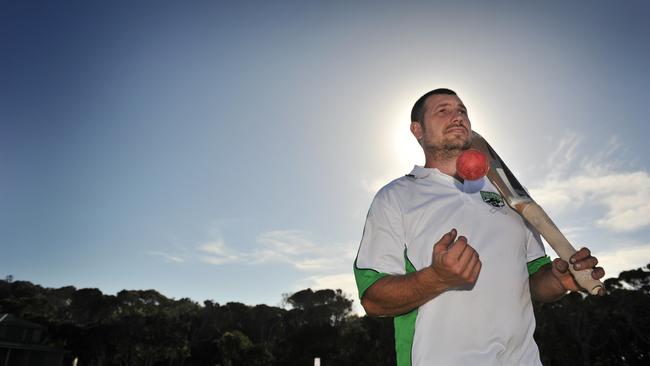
[437,109,448,114]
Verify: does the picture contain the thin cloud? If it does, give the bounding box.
[254,230,356,272]
[598,244,650,279]
[294,258,339,271]
[531,134,650,232]
[256,230,318,256]
[533,171,650,232]
[195,230,357,273]
[544,133,582,180]
[148,251,185,263]
[198,239,243,265]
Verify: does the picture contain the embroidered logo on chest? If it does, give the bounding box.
[480,191,505,208]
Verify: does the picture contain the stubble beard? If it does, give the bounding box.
[425,136,472,161]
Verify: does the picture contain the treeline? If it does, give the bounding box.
[0,283,393,366]
[1,264,649,366]
[535,265,650,366]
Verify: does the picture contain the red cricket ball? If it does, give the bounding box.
[456,149,489,181]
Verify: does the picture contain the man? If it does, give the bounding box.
[353,88,605,366]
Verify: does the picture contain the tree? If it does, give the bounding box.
[285,288,352,326]
[604,263,650,293]
[217,330,252,366]
[535,263,650,365]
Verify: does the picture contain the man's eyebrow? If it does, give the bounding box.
[434,102,467,110]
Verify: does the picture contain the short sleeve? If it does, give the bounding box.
[524,222,550,275]
[354,187,406,298]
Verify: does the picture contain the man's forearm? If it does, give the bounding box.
[361,267,449,316]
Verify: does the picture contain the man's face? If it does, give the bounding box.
[411,94,472,153]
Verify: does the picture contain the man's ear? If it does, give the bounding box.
[410,121,423,140]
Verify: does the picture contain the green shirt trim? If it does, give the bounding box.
[353,248,418,366]
[353,259,389,299]
[527,255,551,276]
[394,247,417,366]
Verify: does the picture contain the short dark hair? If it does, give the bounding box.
[410,88,457,123]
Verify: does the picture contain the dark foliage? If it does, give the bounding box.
[534,264,650,366]
[1,264,649,365]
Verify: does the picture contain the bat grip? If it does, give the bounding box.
[519,203,604,295]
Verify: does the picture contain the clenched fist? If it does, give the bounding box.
[430,229,482,290]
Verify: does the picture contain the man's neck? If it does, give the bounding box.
[423,150,463,181]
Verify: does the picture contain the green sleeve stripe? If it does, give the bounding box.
[394,309,417,366]
[527,255,551,276]
[353,260,389,299]
[395,247,417,366]
[404,247,416,273]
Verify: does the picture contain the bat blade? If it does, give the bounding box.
[471,131,604,295]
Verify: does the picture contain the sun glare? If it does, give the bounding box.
[389,98,424,172]
[394,120,424,168]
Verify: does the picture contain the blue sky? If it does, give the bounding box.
[2,0,649,312]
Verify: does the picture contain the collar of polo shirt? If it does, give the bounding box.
[408,165,433,179]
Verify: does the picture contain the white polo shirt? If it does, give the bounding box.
[355,166,546,366]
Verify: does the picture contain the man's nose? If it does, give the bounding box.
[451,110,466,123]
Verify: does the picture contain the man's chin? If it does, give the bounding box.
[442,137,471,151]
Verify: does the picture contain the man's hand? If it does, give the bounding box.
[531,247,606,302]
[361,229,481,316]
[551,247,606,294]
[431,229,482,290]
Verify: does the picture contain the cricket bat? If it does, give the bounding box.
[471,131,604,295]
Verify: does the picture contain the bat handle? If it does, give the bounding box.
[519,203,604,295]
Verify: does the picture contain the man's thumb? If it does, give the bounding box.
[433,229,457,254]
[551,258,577,292]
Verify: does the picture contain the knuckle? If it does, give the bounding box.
[442,255,453,267]
[468,272,478,283]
